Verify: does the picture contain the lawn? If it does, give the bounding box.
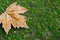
[0,0,60,40]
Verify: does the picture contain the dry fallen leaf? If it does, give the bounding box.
[0,2,29,34]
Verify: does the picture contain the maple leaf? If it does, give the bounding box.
[0,2,29,34]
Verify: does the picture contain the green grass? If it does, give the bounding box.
[0,0,60,40]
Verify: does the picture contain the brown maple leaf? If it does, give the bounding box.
[0,2,29,34]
